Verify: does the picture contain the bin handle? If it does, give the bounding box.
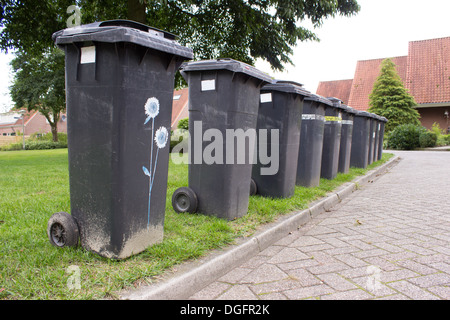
[99,20,177,40]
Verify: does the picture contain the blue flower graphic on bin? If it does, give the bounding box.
[142,97,168,229]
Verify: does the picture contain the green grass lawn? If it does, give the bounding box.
[0,149,393,299]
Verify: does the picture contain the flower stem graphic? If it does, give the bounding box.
[143,98,169,230]
[146,126,168,229]
[147,117,155,229]
[143,97,160,230]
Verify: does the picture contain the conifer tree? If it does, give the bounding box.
[369,58,421,132]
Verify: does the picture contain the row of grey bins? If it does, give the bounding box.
[172,59,388,222]
[47,20,386,259]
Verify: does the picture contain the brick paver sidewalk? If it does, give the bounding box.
[189,151,450,300]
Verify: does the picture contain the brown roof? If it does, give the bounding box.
[316,79,353,105]
[316,36,450,110]
[406,37,450,104]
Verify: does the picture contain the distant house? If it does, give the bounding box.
[316,36,450,131]
[171,88,189,131]
[0,110,67,137]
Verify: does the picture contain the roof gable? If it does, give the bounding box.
[316,36,450,110]
[316,79,353,105]
[347,56,407,110]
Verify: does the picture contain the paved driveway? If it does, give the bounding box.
[189,151,450,300]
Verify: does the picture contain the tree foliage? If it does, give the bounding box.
[1,0,360,139]
[368,58,421,132]
[1,0,360,71]
[9,47,66,142]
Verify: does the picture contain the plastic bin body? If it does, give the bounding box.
[338,105,356,174]
[367,114,377,165]
[350,111,371,168]
[321,100,344,180]
[373,115,381,162]
[251,81,310,198]
[54,20,193,259]
[181,59,271,220]
[377,117,388,160]
[296,95,330,187]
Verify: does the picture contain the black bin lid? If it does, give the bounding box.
[355,110,372,117]
[52,19,193,60]
[180,58,273,84]
[305,93,334,107]
[261,80,311,98]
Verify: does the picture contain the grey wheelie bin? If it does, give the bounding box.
[321,97,345,180]
[251,80,310,198]
[338,103,357,174]
[350,111,371,168]
[367,113,377,165]
[172,59,272,220]
[377,116,388,161]
[372,114,382,162]
[296,94,332,187]
[47,20,193,259]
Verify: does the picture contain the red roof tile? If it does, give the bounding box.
[316,79,353,105]
[406,36,450,104]
[171,88,189,130]
[347,56,407,110]
[316,36,450,111]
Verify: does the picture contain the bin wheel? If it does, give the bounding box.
[172,187,198,213]
[47,212,79,248]
[250,179,257,196]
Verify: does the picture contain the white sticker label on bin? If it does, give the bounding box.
[201,80,216,91]
[80,46,96,64]
[302,114,325,121]
[260,93,272,103]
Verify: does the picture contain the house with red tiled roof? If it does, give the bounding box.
[316,79,353,105]
[171,88,189,131]
[0,109,67,139]
[316,36,450,131]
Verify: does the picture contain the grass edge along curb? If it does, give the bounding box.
[120,153,399,300]
[0,150,394,300]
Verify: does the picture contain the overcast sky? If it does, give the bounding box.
[256,0,450,92]
[1,0,449,112]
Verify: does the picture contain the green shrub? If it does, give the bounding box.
[29,132,68,143]
[0,142,23,151]
[430,122,444,136]
[438,134,450,146]
[170,129,189,153]
[419,131,437,148]
[0,140,67,151]
[26,141,67,150]
[177,118,189,131]
[387,124,426,150]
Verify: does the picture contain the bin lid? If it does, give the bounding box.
[327,97,350,111]
[369,113,381,119]
[354,110,372,117]
[304,93,333,107]
[341,105,358,115]
[261,80,311,97]
[180,58,272,84]
[52,19,193,60]
[381,116,388,122]
[374,114,387,122]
